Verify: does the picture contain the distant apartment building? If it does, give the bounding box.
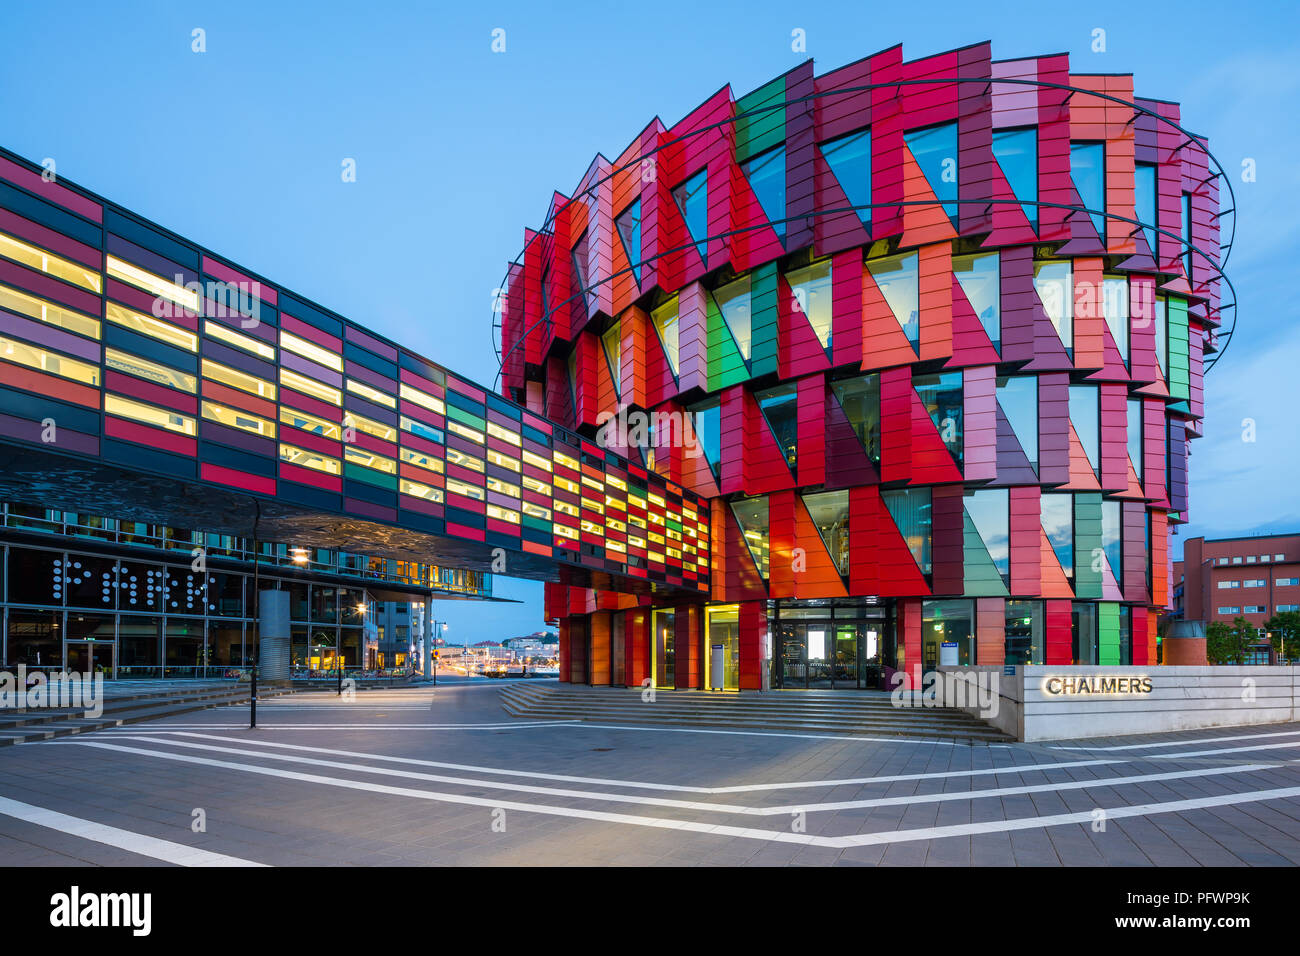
[1172,533,1299,662]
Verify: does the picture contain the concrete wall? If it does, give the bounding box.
[937,665,1299,742]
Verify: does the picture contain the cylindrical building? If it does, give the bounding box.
[498,42,1226,693]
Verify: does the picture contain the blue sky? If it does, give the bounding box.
[2,0,1297,637]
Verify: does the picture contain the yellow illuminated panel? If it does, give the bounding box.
[487,476,520,497]
[448,420,484,443]
[580,519,605,536]
[400,478,444,502]
[0,334,99,385]
[344,411,397,442]
[202,400,276,438]
[0,282,100,339]
[446,477,486,501]
[554,500,579,517]
[522,449,551,472]
[106,255,199,311]
[607,475,627,491]
[400,447,443,472]
[581,495,604,515]
[281,368,342,405]
[554,524,579,541]
[344,446,396,473]
[105,394,195,435]
[279,407,340,439]
[486,449,520,472]
[106,302,196,352]
[553,451,579,472]
[606,539,627,555]
[522,502,551,521]
[486,505,521,524]
[205,320,276,360]
[486,421,522,446]
[0,231,101,292]
[280,330,342,371]
[347,378,396,409]
[554,475,580,494]
[399,382,445,415]
[105,347,196,392]
[280,443,340,474]
[522,475,551,496]
[446,448,484,473]
[202,358,276,400]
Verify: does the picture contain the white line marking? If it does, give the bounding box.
[0,795,266,866]
[93,729,1125,794]
[50,741,1300,849]
[573,721,971,745]
[1052,729,1300,751]
[94,722,582,731]
[1148,741,1300,759]
[84,735,1279,816]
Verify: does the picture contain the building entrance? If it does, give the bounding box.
[64,640,114,676]
[773,601,888,689]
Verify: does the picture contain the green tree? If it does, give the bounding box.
[1205,616,1254,665]
[1264,610,1300,663]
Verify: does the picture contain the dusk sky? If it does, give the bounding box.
[2,0,1295,640]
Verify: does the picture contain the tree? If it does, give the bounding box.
[1205,617,1254,665]
[1264,610,1300,663]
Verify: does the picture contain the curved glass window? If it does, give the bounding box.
[953,251,1000,350]
[785,259,833,352]
[868,253,919,348]
[755,383,798,473]
[905,123,958,222]
[616,199,642,283]
[672,169,708,263]
[713,276,752,361]
[992,127,1038,227]
[743,146,786,241]
[1070,141,1106,238]
[820,128,871,226]
[913,371,963,469]
[1033,260,1073,352]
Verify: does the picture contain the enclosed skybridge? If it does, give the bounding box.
[0,148,710,600]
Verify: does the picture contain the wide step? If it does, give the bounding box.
[499,684,1010,741]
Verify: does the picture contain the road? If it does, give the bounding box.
[1,681,1299,866]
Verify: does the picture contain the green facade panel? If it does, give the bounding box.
[962,513,1010,597]
[1097,602,1121,665]
[706,292,748,390]
[735,78,786,165]
[749,262,780,377]
[1073,493,1103,599]
[1168,297,1190,402]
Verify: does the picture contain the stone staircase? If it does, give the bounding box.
[0,681,296,747]
[500,682,1010,742]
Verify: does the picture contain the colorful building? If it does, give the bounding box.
[498,42,1229,691]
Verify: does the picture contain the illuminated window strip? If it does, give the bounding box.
[0,334,99,386]
[580,520,605,536]
[487,504,521,525]
[628,534,647,549]
[554,500,579,517]
[106,302,196,352]
[205,320,275,360]
[400,478,444,503]
[400,415,443,444]
[202,400,276,438]
[581,474,603,491]
[446,477,486,501]
[105,347,195,392]
[347,377,396,409]
[399,382,445,415]
[448,420,485,443]
[446,448,485,473]
[606,518,628,534]
[280,406,340,439]
[487,476,520,497]
[281,368,342,405]
[280,329,342,371]
[202,357,276,400]
[486,421,522,447]
[581,496,605,515]
[106,394,195,435]
[486,449,520,472]
[522,502,551,521]
[522,449,552,472]
[400,447,443,472]
[344,411,397,443]
[553,451,579,472]
[344,445,396,474]
[554,476,580,495]
[522,475,551,495]
[106,255,199,311]
[280,443,340,474]
[0,231,101,292]
[0,282,100,339]
[606,539,628,555]
[554,525,579,541]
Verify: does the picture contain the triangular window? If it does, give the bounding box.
[672,169,708,264]
[820,128,871,227]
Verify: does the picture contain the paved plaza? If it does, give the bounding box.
[0,681,1298,866]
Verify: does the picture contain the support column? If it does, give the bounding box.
[625,608,649,688]
[675,604,701,689]
[976,598,1005,666]
[738,600,766,691]
[589,611,611,686]
[259,589,290,681]
[558,618,570,684]
[898,599,922,691]
[1045,599,1073,664]
[422,599,432,679]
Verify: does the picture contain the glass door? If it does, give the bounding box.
[64,641,114,676]
[833,626,858,688]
